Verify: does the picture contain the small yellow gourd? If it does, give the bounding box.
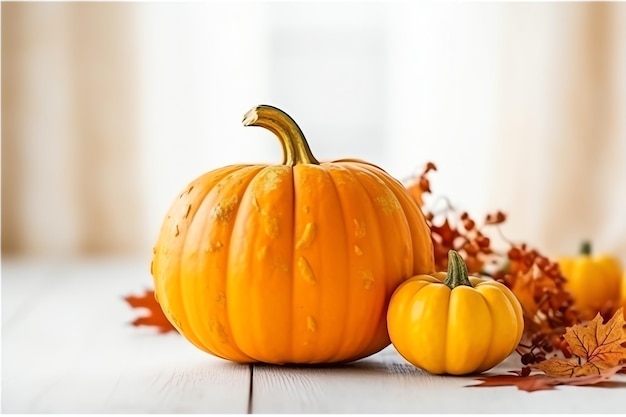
[387,250,524,375]
[558,241,623,321]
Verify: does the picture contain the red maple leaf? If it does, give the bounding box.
[469,365,626,392]
[124,290,177,334]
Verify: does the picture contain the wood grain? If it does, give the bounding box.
[3,258,625,413]
[1,260,58,326]
[1,259,250,413]
[251,344,626,413]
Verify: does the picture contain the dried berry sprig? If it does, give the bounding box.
[494,245,578,325]
[405,162,581,366]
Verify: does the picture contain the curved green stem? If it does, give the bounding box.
[580,240,592,256]
[443,250,473,289]
[242,105,319,166]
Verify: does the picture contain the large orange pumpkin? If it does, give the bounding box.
[151,105,435,364]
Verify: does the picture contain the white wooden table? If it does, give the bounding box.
[2,258,625,413]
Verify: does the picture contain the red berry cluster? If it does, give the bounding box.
[518,333,572,369]
[495,245,579,331]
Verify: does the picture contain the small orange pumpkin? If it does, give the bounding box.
[151,105,435,364]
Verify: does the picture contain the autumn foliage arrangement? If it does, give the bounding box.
[124,108,624,389]
[471,308,626,391]
[405,163,626,389]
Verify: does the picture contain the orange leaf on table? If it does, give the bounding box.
[534,307,626,377]
[469,373,558,392]
[124,290,177,334]
[470,308,626,391]
[471,365,626,392]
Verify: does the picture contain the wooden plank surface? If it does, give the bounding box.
[1,258,251,413]
[2,258,625,413]
[251,346,626,413]
[1,260,58,326]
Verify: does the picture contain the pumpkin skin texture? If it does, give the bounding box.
[151,105,435,364]
[558,241,623,321]
[387,251,524,375]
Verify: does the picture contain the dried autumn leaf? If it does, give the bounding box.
[469,373,559,392]
[470,364,626,392]
[124,290,177,334]
[405,162,437,207]
[510,265,541,319]
[553,365,626,386]
[535,307,626,377]
[534,359,600,378]
[566,307,626,365]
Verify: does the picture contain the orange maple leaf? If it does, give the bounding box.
[124,290,178,334]
[471,365,626,392]
[535,307,626,377]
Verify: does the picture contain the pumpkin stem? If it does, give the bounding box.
[242,105,320,166]
[580,240,592,256]
[443,250,473,289]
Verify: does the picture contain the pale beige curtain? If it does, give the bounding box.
[3,2,626,263]
[3,2,143,256]
[385,2,626,263]
[486,3,626,259]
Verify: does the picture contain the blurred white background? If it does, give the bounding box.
[3,1,626,263]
